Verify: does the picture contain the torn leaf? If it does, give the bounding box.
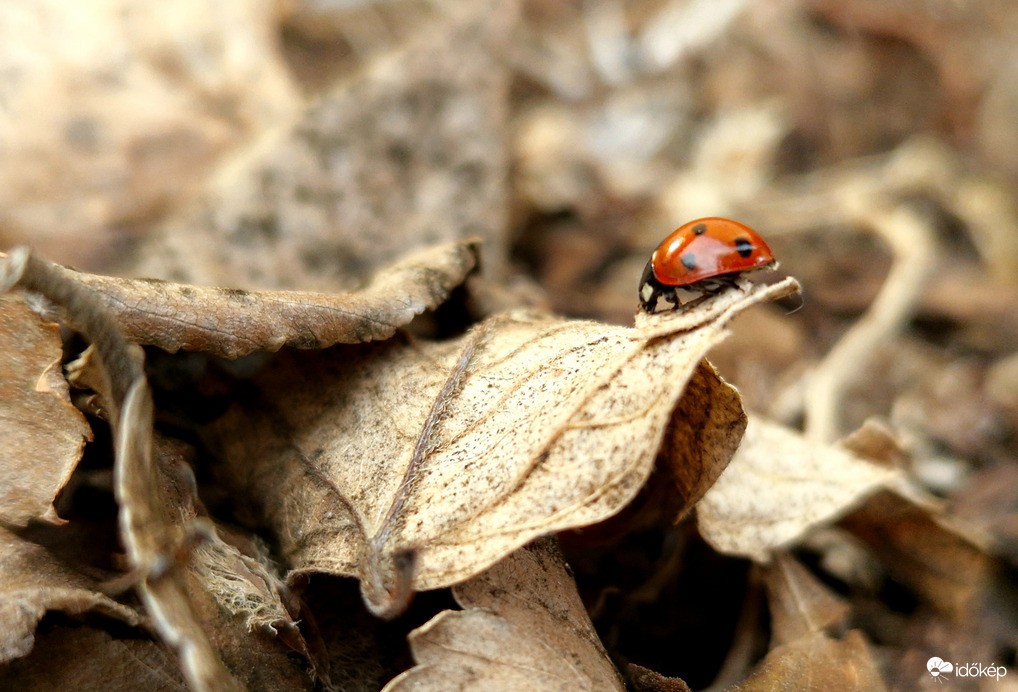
[0,292,92,525]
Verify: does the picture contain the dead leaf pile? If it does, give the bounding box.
[1,233,804,689]
[4,224,990,690]
[1,1,1015,690]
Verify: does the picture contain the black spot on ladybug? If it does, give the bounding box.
[734,237,754,257]
[681,253,697,270]
[692,223,707,235]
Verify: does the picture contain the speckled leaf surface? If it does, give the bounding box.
[696,416,900,562]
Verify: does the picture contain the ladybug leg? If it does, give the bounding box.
[672,275,740,309]
[677,291,711,310]
[700,274,742,295]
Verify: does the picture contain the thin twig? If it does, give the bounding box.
[805,201,938,442]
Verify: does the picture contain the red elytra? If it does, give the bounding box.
[639,217,776,311]
[653,217,774,285]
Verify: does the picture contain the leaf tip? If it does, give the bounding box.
[362,547,419,620]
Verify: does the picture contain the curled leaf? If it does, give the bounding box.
[2,248,242,691]
[4,240,479,359]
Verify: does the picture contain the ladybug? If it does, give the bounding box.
[639,217,776,312]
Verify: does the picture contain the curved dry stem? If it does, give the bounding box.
[805,203,939,442]
[1,247,241,692]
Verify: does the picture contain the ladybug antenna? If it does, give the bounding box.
[783,288,805,315]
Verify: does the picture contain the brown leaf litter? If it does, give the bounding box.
[0,522,143,664]
[207,277,799,617]
[0,235,799,688]
[698,415,990,619]
[728,553,887,692]
[127,3,515,291]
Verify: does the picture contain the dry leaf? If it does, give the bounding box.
[660,359,748,516]
[696,416,900,562]
[64,344,110,418]
[3,240,478,359]
[209,279,798,617]
[837,418,910,469]
[0,292,92,525]
[559,361,746,547]
[698,415,990,620]
[0,624,186,691]
[0,523,143,664]
[118,388,317,691]
[732,630,887,692]
[624,664,692,692]
[129,1,513,289]
[736,543,887,690]
[839,490,989,621]
[384,538,624,691]
[837,423,991,621]
[762,553,850,647]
